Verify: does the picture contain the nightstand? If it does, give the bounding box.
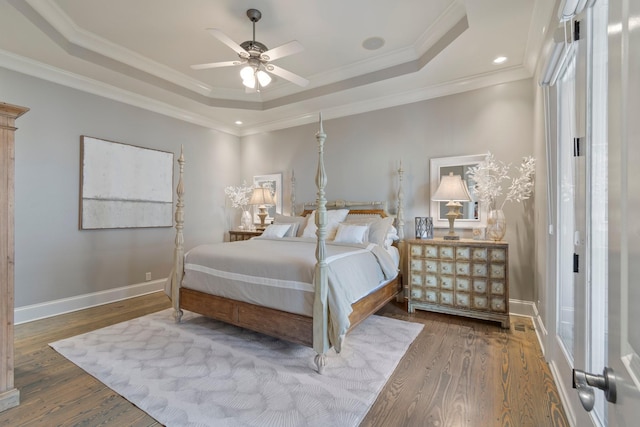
[407,238,509,328]
[229,229,263,241]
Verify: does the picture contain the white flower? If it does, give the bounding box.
[467,152,536,210]
[224,182,254,211]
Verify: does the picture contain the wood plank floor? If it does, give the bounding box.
[0,292,568,427]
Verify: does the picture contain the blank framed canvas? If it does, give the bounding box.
[80,136,174,229]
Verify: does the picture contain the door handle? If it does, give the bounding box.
[572,367,617,411]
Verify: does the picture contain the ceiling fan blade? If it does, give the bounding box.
[260,40,304,62]
[190,60,245,70]
[206,28,250,58]
[266,64,309,87]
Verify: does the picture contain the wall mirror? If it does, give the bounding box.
[430,154,487,229]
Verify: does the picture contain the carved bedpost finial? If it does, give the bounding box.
[397,160,405,241]
[171,145,185,322]
[313,112,329,372]
[291,169,296,215]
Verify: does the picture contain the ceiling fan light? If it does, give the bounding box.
[240,65,255,81]
[242,76,256,89]
[256,70,271,87]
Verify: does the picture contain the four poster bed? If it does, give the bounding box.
[166,118,405,373]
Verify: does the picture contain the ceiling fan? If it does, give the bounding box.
[191,8,309,91]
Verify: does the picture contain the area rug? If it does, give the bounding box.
[50,309,423,427]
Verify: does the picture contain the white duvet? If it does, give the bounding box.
[181,236,398,349]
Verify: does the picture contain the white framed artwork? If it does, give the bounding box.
[80,136,174,229]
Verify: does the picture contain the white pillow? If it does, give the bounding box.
[344,216,394,246]
[333,223,369,244]
[261,224,292,239]
[301,209,350,239]
[273,213,307,237]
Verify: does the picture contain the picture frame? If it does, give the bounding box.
[252,173,283,223]
[80,136,174,229]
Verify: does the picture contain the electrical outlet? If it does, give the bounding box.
[145,272,151,281]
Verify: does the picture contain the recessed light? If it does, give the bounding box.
[362,37,385,50]
[235,120,243,125]
[493,56,508,64]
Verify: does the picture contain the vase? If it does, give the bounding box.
[240,210,254,231]
[486,209,507,241]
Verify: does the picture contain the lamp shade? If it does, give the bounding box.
[240,64,272,89]
[432,172,472,202]
[256,70,272,87]
[249,187,275,206]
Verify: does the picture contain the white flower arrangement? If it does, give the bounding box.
[224,182,254,212]
[467,152,536,211]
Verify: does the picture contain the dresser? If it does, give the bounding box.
[229,229,263,241]
[407,238,509,328]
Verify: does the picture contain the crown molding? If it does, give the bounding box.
[25,0,224,97]
[23,0,469,107]
[1,49,531,138]
[0,49,239,136]
[238,65,533,136]
[414,1,467,54]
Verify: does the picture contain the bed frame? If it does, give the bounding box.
[167,115,405,373]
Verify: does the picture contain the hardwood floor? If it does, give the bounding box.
[0,292,568,427]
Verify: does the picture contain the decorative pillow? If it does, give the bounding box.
[301,209,350,239]
[261,223,292,239]
[333,223,369,244]
[344,216,394,246]
[273,213,307,237]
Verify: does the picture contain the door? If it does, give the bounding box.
[546,2,611,425]
[606,0,640,423]
[550,9,607,425]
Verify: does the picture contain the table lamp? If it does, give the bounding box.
[249,187,276,229]
[431,172,472,240]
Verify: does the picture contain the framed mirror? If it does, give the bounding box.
[430,154,487,229]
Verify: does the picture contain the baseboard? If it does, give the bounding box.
[508,298,537,317]
[509,298,547,357]
[14,278,167,325]
[0,388,20,412]
[549,359,577,427]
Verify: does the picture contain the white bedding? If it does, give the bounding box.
[182,236,398,349]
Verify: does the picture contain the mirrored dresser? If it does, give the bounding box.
[407,238,509,328]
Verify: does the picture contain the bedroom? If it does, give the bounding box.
[1,0,639,425]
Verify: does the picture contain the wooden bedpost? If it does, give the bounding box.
[169,146,185,322]
[291,169,296,215]
[313,114,329,373]
[396,161,405,302]
[396,161,405,241]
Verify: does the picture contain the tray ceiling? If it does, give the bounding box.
[0,0,553,135]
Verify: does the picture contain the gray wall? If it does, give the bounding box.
[1,67,240,307]
[241,79,536,301]
[3,64,538,307]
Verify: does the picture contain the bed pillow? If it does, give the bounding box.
[344,216,394,247]
[273,213,307,237]
[332,223,369,244]
[301,209,350,239]
[261,223,292,239]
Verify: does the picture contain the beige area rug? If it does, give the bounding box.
[50,309,423,427]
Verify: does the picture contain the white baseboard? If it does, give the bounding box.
[509,298,537,318]
[549,359,577,427]
[14,278,167,325]
[509,298,547,357]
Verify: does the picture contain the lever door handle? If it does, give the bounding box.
[572,367,617,411]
